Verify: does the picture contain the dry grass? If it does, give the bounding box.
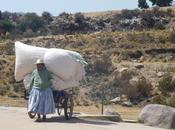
[74,104,142,120]
[83,10,120,18]
[0,96,27,107]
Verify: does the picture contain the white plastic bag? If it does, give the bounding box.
[15,41,47,81]
[44,48,78,81]
[15,41,86,90]
[51,75,79,90]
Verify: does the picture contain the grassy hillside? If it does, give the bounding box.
[0,7,175,107]
[0,29,175,107]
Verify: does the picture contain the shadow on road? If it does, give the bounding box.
[44,116,116,126]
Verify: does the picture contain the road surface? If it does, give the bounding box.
[0,106,167,130]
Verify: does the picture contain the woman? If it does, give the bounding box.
[28,59,55,122]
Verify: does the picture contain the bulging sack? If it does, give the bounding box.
[44,49,77,81]
[15,41,86,90]
[15,41,47,81]
[51,75,79,90]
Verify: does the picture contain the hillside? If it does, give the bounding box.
[0,7,175,107]
[0,29,175,107]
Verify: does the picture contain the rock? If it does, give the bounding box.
[110,97,121,103]
[122,101,133,107]
[139,104,175,129]
[157,72,164,77]
[134,63,144,69]
[129,77,139,86]
[172,75,175,81]
[118,67,128,73]
[104,109,120,116]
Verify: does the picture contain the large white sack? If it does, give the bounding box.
[74,63,86,81]
[23,74,79,91]
[15,41,86,82]
[15,41,47,81]
[51,75,79,90]
[44,48,78,81]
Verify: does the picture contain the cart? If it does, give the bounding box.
[24,89,74,120]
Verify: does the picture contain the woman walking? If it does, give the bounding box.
[28,59,55,122]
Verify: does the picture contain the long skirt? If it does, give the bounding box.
[28,87,55,115]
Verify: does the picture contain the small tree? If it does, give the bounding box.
[0,20,14,32]
[149,0,173,7]
[42,11,53,24]
[138,0,149,9]
[0,11,1,20]
[19,13,44,32]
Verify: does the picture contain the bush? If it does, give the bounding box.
[41,11,53,24]
[154,21,165,30]
[120,9,140,19]
[152,95,167,105]
[18,13,44,32]
[158,73,175,93]
[0,20,14,32]
[123,76,152,102]
[0,86,8,96]
[93,54,112,74]
[140,11,155,28]
[136,77,152,98]
[167,93,175,107]
[169,31,175,43]
[7,91,19,98]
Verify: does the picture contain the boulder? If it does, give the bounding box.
[118,67,128,73]
[139,104,175,129]
[110,97,121,103]
[134,63,144,69]
[122,101,133,107]
[129,77,139,86]
[104,109,120,116]
[157,72,164,77]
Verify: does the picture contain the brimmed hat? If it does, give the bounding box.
[34,59,44,65]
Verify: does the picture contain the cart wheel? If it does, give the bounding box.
[64,96,74,120]
[28,112,36,119]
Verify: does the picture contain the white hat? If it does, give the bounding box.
[34,59,44,65]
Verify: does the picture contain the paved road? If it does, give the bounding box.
[0,106,167,130]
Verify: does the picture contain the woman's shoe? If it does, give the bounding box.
[35,118,42,122]
[28,112,36,119]
[42,115,46,121]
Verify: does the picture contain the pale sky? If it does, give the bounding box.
[0,0,151,16]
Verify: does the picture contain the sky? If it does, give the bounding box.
[0,0,151,16]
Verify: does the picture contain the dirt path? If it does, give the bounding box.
[0,106,167,130]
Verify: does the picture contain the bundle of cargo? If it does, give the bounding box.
[15,41,87,90]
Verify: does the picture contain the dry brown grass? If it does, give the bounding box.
[0,96,27,107]
[83,10,120,18]
[74,104,142,120]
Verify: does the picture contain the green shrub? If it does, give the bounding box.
[120,9,140,19]
[152,95,167,105]
[140,11,155,28]
[158,73,175,93]
[167,93,175,107]
[154,21,165,30]
[136,76,152,98]
[169,31,175,43]
[7,91,19,98]
[0,86,8,96]
[93,54,112,74]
